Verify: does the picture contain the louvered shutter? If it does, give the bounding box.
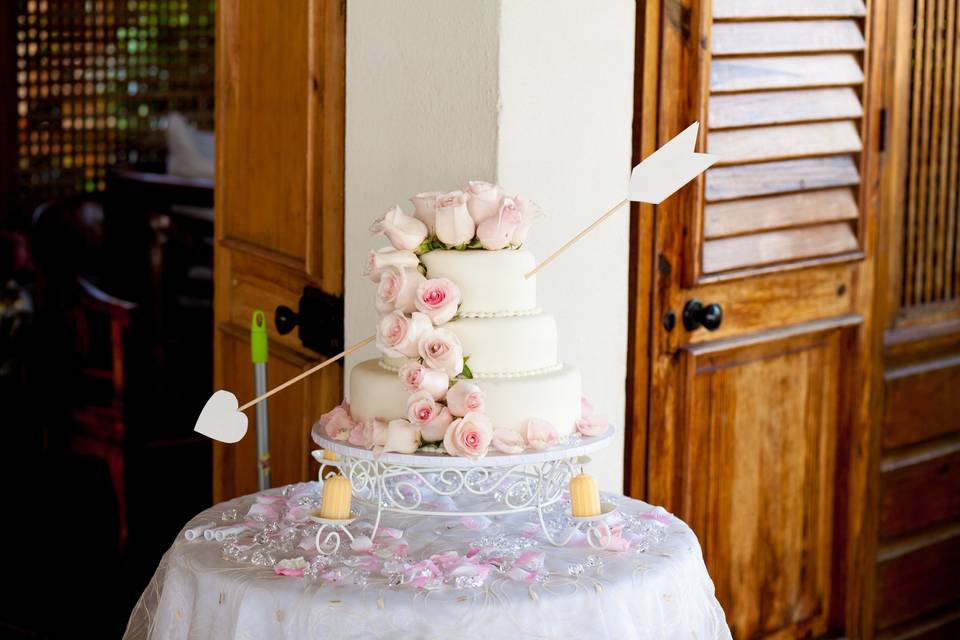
[702,0,868,277]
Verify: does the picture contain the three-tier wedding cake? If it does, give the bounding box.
[314,182,607,458]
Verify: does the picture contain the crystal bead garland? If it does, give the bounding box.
[208,479,676,590]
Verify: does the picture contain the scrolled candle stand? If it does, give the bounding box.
[312,426,622,550]
[543,502,619,549]
[309,512,358,555]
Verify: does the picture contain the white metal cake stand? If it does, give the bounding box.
[311,427,616,550]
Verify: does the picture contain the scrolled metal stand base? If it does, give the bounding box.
[312,429,618,550]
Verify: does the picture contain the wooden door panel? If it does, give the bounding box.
[879,438,960,539]
[224,251,314,354]
[219,0,311,265]
[668,267,856,347]
[883,355,960,449]
[875,526,960,631]
[870,0,960,634]
[633,0,882,636]
[675,326,845,639]
[214,0,345,501]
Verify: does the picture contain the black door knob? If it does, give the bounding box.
[274,286,344,355]
[682,299,723,332]
[275,305,299,335]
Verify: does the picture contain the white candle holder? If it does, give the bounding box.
[311,427,617,549]
[545,502,619,549]
[309,511,357,555]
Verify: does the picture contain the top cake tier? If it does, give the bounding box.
[420,249,537,316]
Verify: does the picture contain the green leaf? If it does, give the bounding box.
[415,235,447,256]
[461,362,473,379]
[466,238,483,249]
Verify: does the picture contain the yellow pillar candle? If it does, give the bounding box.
[320,449,340,479]
[320,474,352,519]
[570,472,602,517]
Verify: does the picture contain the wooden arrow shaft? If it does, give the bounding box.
[524,198,629,279]
[238,335,375,412]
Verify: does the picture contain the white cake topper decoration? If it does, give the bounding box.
[195,122,716,443]
[628,122,716,205]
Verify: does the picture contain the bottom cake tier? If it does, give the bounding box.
[349,358,582,438]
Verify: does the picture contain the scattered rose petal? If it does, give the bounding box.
[350,535,373,552]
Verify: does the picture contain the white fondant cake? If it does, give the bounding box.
[382,312,559,375]
[352,247,581,438]
[350,359,581,433]
[316,183,607,458]
[420,249,537,316]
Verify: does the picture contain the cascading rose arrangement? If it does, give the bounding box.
[315,181,609,458]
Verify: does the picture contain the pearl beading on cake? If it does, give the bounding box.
[458,307,542,319]
[378,358,564,379]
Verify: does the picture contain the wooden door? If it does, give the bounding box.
[213,0,344,501]
[868,0,960,636]
[630,1,884,637]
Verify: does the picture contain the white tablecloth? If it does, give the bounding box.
[125,482,730,639]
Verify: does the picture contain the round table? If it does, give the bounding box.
[124,481,730,639]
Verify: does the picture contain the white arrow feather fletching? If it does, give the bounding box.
[628,122,718,205]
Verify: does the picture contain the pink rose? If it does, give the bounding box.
[476,197,521,250]
[410,191,443,233]
[434,191,475,246]
[420,406,454,443]
[512,196,544,245]
[376,311,432,359]
[375,419,422,456]
[522,418,558,450]
[418,328,464,377]
[415,278,461,325]
[445,380,485,417]
[376,266,425,314]
[443,412,493,458]
[465,181,502,224]
[575,396,608,437]
[398,362,449,400]
[319,401,354,440]
[370,205,428,251]
[406,390,439,425]
[348,419,380,448]
[491,428,525,454]
[364,248,419,282]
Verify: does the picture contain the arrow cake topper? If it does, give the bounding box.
[195,122,716,443]
[194,336,374,443]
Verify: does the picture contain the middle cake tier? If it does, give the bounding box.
[349,359,581,437]
[382,312,559,375]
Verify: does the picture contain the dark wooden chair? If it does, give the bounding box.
[31,197,138,549]
[103,166,214,420]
